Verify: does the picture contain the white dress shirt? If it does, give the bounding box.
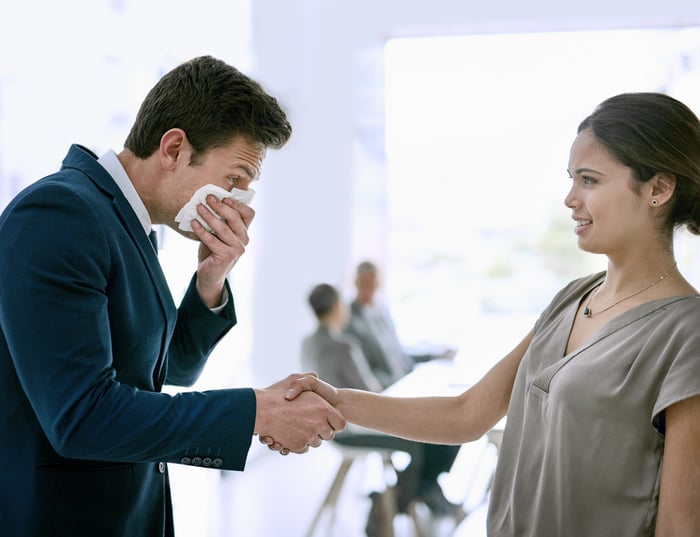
[96,149,228,312]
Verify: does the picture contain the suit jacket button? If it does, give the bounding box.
[180,457,191,465]
[213,458,223,468]
[158,462,166,473]
[192,457,202,466]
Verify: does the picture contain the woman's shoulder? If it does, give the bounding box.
[566,271,607,291]
[530,272,606,330]
[548,271,607,306]
[657,293,700,320]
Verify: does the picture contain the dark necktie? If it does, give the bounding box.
[148,229,158,252]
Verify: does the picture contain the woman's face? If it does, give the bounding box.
[564,129,652,256]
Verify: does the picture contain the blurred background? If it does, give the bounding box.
[2,1,700,535]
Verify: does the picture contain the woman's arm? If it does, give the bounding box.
[288,328,533,444]
[655,393,700,537]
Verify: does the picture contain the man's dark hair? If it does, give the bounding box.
[308,284,339,320]
[356,260,378,276]
[124,55,292,163]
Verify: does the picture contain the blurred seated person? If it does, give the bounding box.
[346,261,456,389]
[300,283,462,526]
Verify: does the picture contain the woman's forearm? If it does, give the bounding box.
[336,389,473,444]
[335,328,533,444]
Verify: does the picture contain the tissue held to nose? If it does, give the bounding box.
[175,184,255,232]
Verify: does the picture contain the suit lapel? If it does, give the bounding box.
[112,195,176,319]
[63,145,176,326]
[62,146,177,388]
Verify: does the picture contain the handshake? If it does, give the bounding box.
[253,373,342,456]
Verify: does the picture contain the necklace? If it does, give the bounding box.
[582,261,678,318]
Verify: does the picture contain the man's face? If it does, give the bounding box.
[187,136,263,196]
[172,136,265,237]
[332,299,351,329]
[355,271,379,305]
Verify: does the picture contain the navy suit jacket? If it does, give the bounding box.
[0,145,256,536]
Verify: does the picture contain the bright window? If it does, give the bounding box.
[383,28,700,381]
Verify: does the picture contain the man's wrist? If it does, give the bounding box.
[209,287,229,314]
[196,277,228,309]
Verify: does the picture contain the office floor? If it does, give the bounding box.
[169,435,496,537]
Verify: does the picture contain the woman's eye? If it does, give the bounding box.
[582,176,596,185]
[229,176,240,185]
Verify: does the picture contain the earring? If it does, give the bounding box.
[651,199,658,206]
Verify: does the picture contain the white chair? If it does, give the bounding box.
[450,427,504,535]
[304,442,400,537]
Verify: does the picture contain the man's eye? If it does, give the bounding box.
[229,176,240,185]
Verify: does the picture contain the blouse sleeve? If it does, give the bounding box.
[651,297,700,434]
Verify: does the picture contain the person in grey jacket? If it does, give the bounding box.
[301,283,462,524]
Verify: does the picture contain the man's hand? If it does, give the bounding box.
[253,378,345,456]
[257,373,320,453]
[191,196,255,308]
[265,376,340,454]
[439,348,457,360]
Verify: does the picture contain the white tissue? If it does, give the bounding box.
[175,184,255,232]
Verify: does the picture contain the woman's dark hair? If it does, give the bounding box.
[578,92,700,234]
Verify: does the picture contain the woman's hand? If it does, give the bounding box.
[284,375,340,406]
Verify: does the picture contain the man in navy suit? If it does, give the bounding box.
[0,56,344,537]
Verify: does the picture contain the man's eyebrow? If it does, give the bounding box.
[231,163,259,180]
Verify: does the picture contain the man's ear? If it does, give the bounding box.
[648,172,676,207]
[159,128,188,171]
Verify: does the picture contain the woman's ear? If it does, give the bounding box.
[648,172,676,207]
[159,128,188,170]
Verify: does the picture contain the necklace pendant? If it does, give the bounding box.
[583,306,592,317]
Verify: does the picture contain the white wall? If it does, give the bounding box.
[247,0,700,385]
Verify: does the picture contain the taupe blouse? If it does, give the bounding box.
[487,272,700,537]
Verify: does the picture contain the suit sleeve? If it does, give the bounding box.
[166,274,237,386]
[0,183,255,470]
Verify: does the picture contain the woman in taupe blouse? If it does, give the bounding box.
[285,92,700,537]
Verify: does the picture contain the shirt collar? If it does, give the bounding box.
[97,150,152,234]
